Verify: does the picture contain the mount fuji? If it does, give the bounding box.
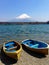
[8,14,35,22]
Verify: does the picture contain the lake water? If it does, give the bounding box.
[0,24,49,44]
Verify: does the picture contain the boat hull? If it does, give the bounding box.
[22,39,49,55]
[22,44,48,55]
[3,41,22,60]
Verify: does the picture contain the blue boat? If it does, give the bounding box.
[22,39,49,55]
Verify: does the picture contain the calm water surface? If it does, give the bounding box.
[0,24,49,44]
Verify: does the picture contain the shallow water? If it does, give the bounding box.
[0,24,49,44]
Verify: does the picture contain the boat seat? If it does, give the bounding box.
[6,49,16,52]
[6,46,17,52]
[30,44,39,48]
[7,46,17,50]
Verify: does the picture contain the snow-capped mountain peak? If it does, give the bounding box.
[16,13,31,19]
[8,13,35,22]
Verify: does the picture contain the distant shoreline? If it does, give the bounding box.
[0,22,49,25]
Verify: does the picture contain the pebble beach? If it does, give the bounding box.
[0,42,49,65]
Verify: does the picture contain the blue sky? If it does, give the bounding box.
[0,0,49,21]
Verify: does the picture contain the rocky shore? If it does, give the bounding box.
[0,42,49,65]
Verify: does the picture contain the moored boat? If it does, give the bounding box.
[3,41,22,60]
[22,39,49,55]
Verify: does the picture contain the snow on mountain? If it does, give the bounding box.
[8,13,35,22]
[16,14,31,19]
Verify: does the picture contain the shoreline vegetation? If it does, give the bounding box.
[0,21,49,25]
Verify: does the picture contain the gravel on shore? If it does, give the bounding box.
[0,43,49,65]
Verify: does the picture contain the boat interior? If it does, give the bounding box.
[22,40,48,48]
[5,41,20,52]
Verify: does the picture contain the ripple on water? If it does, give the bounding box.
[0,24,49,44]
